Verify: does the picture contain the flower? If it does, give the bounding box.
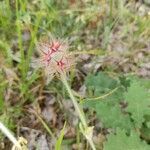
[34,38,74,79]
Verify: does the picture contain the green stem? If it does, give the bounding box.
[60,73,96,150]
[61,73,87,128]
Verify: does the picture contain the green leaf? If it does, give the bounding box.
[124,81,150,127]
[84,73,132,130]
[85,72,118,97]
[126,75,150,89]
[55,122,66,150]
[84,72,125,106]
[83,86,124,106]
[141,126,150,142]
[95,102,132,130]
[119,76,130,89]
[104,129,150,150]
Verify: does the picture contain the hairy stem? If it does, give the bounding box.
[60,73,96,150]
[61,73,87,128]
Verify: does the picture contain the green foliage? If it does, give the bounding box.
[84,73,150,130]
[124,81,150,127]
[141,126,150,142]
[0,71,22,133]
[95,102,132,130]
[0,113,15,131]
[84,73,150,148]
[104,129,150,150]
[85,72,118,97]
[84,73,132,130]
[119,76,130,89]
[55,122,66,150]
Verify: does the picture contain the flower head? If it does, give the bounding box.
[35,38,74,79]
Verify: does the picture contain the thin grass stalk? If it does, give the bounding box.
[16,0,26,81]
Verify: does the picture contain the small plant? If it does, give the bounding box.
[84,73,150,150]
[34,37,96,150]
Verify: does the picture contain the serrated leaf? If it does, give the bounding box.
[84,73,132,130]
[104,129,150,150]
[85,72,118,97]
[124,81,150,127]
[83,87,125,109]
[126,75,150,89]
[85,73,125,105]
[95,102,132,130]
